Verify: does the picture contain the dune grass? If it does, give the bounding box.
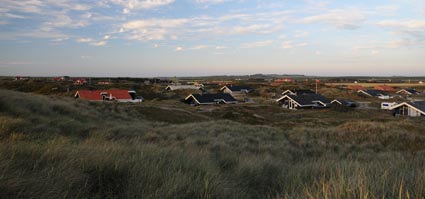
[0,89,424,198]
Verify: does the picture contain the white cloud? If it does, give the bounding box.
[371,50,380,55]
[281,41,307,49]
[196,0,229,4]
[294,31,309,38]
[189,45,208,50]
[122,18,188,40]
[299,9,366,29]
[377,19,425,29]
[215,46,227,49]
[110,0,175,13]
[281,41,293,49]
[89,41,107,46]
[76,38,94,43]
[242,40,273,48]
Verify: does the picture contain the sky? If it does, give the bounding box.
[0,0,424,77]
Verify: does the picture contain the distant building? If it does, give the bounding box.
[276,94,331,109]
[74,90,142,102]
[220,85,253,96]
[184,93,238,105]
[14,76,29,81]
[97,81,112,85]
[397,89,421,95]
[53,76,70,81]
[274,78,294,83]
[390,101,425,117]
[165,85,202,91]
[73,79,87,85]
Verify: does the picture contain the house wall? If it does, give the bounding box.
[395,105,423,117]
[408,107,422,117]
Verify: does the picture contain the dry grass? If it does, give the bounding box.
[0,89,424,199]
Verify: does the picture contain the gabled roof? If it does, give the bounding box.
[108,90,134,100]
[165,85,200,90]
[75,90,103,101]
[358,89,386,97]
[389,101,425,115]
[185,93,237,104]
[397,89,420,95]
[277,94,331,106]
[75,90,134,101]
[282,89,315,95]
[221,85,253,92]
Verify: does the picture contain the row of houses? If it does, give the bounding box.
[357,88,422,99]
[73,86,424,117]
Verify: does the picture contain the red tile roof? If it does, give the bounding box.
[75,90,133,101]
[75,90,104,101]
[108,90,133,100]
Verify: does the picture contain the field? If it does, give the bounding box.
[1,88,425,199]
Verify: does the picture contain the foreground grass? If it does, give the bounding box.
[0,89,424,199]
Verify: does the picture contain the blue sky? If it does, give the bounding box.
[0,0,424,77]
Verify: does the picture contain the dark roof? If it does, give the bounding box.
[409,101,425,112]
[405,89,419,94]
[286,94,331,106]
[361,90,386,96]
[282,89,316,95]
[225,86,253,92]
[189,93,237,104]
[294,89,315,95]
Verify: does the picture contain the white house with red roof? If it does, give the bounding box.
[74,90,142,102]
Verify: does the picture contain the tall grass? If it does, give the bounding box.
[0,89,424,198]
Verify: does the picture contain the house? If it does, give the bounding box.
[14,76,29,81]
[184,93,238,105]
[358,90,390,99]
[381,102,398,110]
[397,89,421,95]
[331,99,357,107]
[274,78,294,83]
[220,85,253,96]
[276,94,331,109]
[374,85,395,92]
[165,85,202,91]
[73,78,87,85]
[74,90,142,102]
[281,89,315,96]
[53,76,70,81]
[389,101,425,117]
[347,85,366,91]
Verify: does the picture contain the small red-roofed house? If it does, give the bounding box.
[74,90,142,102]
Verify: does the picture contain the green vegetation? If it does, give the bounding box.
[0,89,424,199]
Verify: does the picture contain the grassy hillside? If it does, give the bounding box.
[0,89,424,199]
